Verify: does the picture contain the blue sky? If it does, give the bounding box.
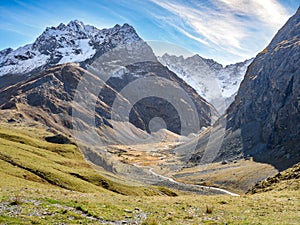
[0,0,299,65]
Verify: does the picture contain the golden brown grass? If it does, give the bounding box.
[0,124,177,196]
[172,160,278,193]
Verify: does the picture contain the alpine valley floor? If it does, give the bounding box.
[0,122,299,225]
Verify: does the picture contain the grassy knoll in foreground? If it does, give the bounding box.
[1,186,299,224]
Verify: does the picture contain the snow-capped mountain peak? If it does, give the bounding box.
[0,21,141,76]
[158,53,253,112]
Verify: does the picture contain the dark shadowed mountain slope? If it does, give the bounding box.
[226,7,300,169]
[189,7,300,170]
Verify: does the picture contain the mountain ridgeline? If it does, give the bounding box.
[158,54,253,113]
[0,21,141,77]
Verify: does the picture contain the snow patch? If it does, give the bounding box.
[111,66,129,78]
[58,39,95,64]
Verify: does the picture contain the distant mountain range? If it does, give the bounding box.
[158,54,253,112]
[0,21,216,139]
[0,20,252,114]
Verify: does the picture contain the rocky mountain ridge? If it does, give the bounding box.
[0,20,140,77]
[0,21,216,139]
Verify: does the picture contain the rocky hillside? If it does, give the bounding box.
[189,7,300,170]
[248,162,300,193]
[158,54,253,112]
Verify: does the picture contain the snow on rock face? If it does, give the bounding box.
[57,39,96,64]
[0,44,50,76]
[0,20,141,76]
[158,53,253,112]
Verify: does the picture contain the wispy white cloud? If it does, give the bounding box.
[152,14,210,46]
[149,0,291,63]
[218,0,289,28]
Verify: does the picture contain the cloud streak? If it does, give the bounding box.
[150,0,291,63]
[218,0,289,28]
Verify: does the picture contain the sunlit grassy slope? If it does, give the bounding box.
[0,124,176,196]
[0,123,299,224]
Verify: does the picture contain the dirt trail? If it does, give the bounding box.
[135,164,240,196]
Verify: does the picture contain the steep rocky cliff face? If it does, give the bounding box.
[226,7,300,168]
[189,8,300,170]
